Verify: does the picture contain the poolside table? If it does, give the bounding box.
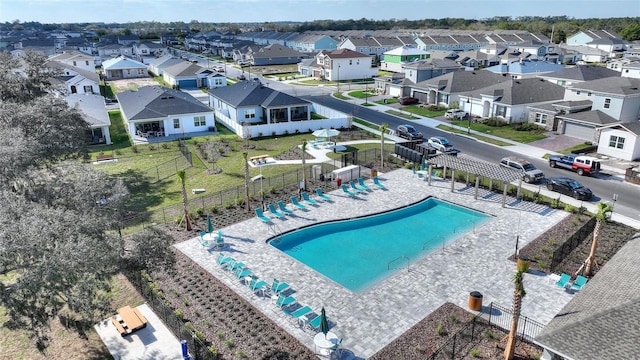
[314,331,339,355]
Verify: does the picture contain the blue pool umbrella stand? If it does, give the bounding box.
[319,307,329,337]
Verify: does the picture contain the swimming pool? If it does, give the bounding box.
[269,197,490,292]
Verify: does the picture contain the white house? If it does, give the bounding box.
[46,59,101,95]
[48,51,96,72]
[597,122,640,161]
[65,93,112,145]
[102,56,148,80]
[116,85,215,142]
[311,48,377,81]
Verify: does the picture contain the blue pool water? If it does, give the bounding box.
[269,197,490,292]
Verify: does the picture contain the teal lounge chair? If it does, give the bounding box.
[306,313,330,332]
[268,203,285,218]
[290,196,306,210]
[555,273,571,288]
[274,294,296,309]
[571,275,588,291]
[316,188,330,201]
[283,305,312,323]
[217,253,233,266]
[358,177,371,191]
[228,260,244,273]
[341,184,356,197]
[270,278,290,295]
[301,191,317,205]
[277,200,294,215]
[373,176,386,189]
[249,277,268,296]
[213,231,224,249]
[234,267,252,281]
[199,230,207,238]
[255,208,271,223]
[349,180,366,193]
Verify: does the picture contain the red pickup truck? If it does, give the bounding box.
[548,154,601,176]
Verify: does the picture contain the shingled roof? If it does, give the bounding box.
[535,234,640,360]
[116,85,211,121]
[208,81,310,108]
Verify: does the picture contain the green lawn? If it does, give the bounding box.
[375,98,398,105]
[436,125,513,146]
[401,106,447,118]
[348,90,376,99]
[385,110,419,120]
[450,120,546,143]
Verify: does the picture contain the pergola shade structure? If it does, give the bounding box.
[425,154,524,207]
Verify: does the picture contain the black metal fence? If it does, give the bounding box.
[140,155,193,184]
[549,216,596,272]
[425,302,544,359]
[119,147,403,233]
[485,302,545,343]
[128,271,217,360]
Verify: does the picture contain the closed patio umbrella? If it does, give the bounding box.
[319,307,329,337]
[207,214,214,234]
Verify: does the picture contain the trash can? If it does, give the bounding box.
[371,169,378,178]
[336,177,342,187]
[468,291,483,311]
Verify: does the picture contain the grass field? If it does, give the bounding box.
[451,120,546,143]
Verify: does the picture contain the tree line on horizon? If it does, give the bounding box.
[3,16,640,43]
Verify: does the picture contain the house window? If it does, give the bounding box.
[604,98,611,109]
[349,60,352,65]
[173,119,180,129]
[85,60,89,66]
[73,61,77,66]
[194,116,206,127]
[557,80,566,86]
[83,85,93,93]
[609,135,625,149]
[535,113,548,125]
[244,109,256,119]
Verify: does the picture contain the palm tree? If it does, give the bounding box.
[300,139,307,193]
[379,123,388,170]
[176,170,192,231]
[504,260,530,360]
[577,202,613,277]
[242,152,250,213]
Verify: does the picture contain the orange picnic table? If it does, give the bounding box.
[111,305,148,337]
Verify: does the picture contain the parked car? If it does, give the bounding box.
[396,124,423,141]
[427,136,455,152]
[237,74,246,80]
[499,156,545,183]
[399,97,419,105]
[548,154,601,176]
[444,109,468,119]
[546,177,593,200]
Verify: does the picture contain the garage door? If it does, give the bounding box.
[178,79,198,88]
[563,122,594,141]
[413,91,428,103]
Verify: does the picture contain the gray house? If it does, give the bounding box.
[534,234,640,360]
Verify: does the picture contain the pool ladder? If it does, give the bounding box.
[388,256,410,272]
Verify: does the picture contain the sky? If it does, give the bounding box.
[1,0,639,24]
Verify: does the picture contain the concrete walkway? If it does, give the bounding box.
[176,169,581,359]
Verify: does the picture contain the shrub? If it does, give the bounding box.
[195,331,206,342]
[482,117,508,127]
[196,207,205,217]
[225,339,235,349]
[513,122,544,133]
[471,348,481,357]
[210,205,220,214]
[184,321,195,332]
[436,323,444,335]
[175,309,184,320]
[208,345,217,356]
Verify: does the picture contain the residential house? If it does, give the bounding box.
[380,45,430,73]
[301,48,377,81]
[405,58,466,82]
[566,29,627,58]
[537,65,620,87]
[46,59,101,95]
[526,77,640,146]
[208,81,349,139]
[284,33,338,53]
[597,122,640,160]
[409,70,511,106]
[205,72,227,89]
[620,61,640,79]
[244,43,305,66]
[117,35,140,46]
[48,51,96,72]
[559,44,609,63]
[457,77,565,123]
[162,61,209,89]
[134,42,168,64]
[65,93,112,145]
[147,55,183,76]
[14,38,56,56]
[534,234,640,360]
[97,43,131,59]
[485,58,566,79]
[116,85,214,142]
[102,56,148,80]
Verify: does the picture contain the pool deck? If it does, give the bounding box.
[175,168,576,359]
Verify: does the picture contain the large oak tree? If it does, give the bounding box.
[0,51,173,349]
